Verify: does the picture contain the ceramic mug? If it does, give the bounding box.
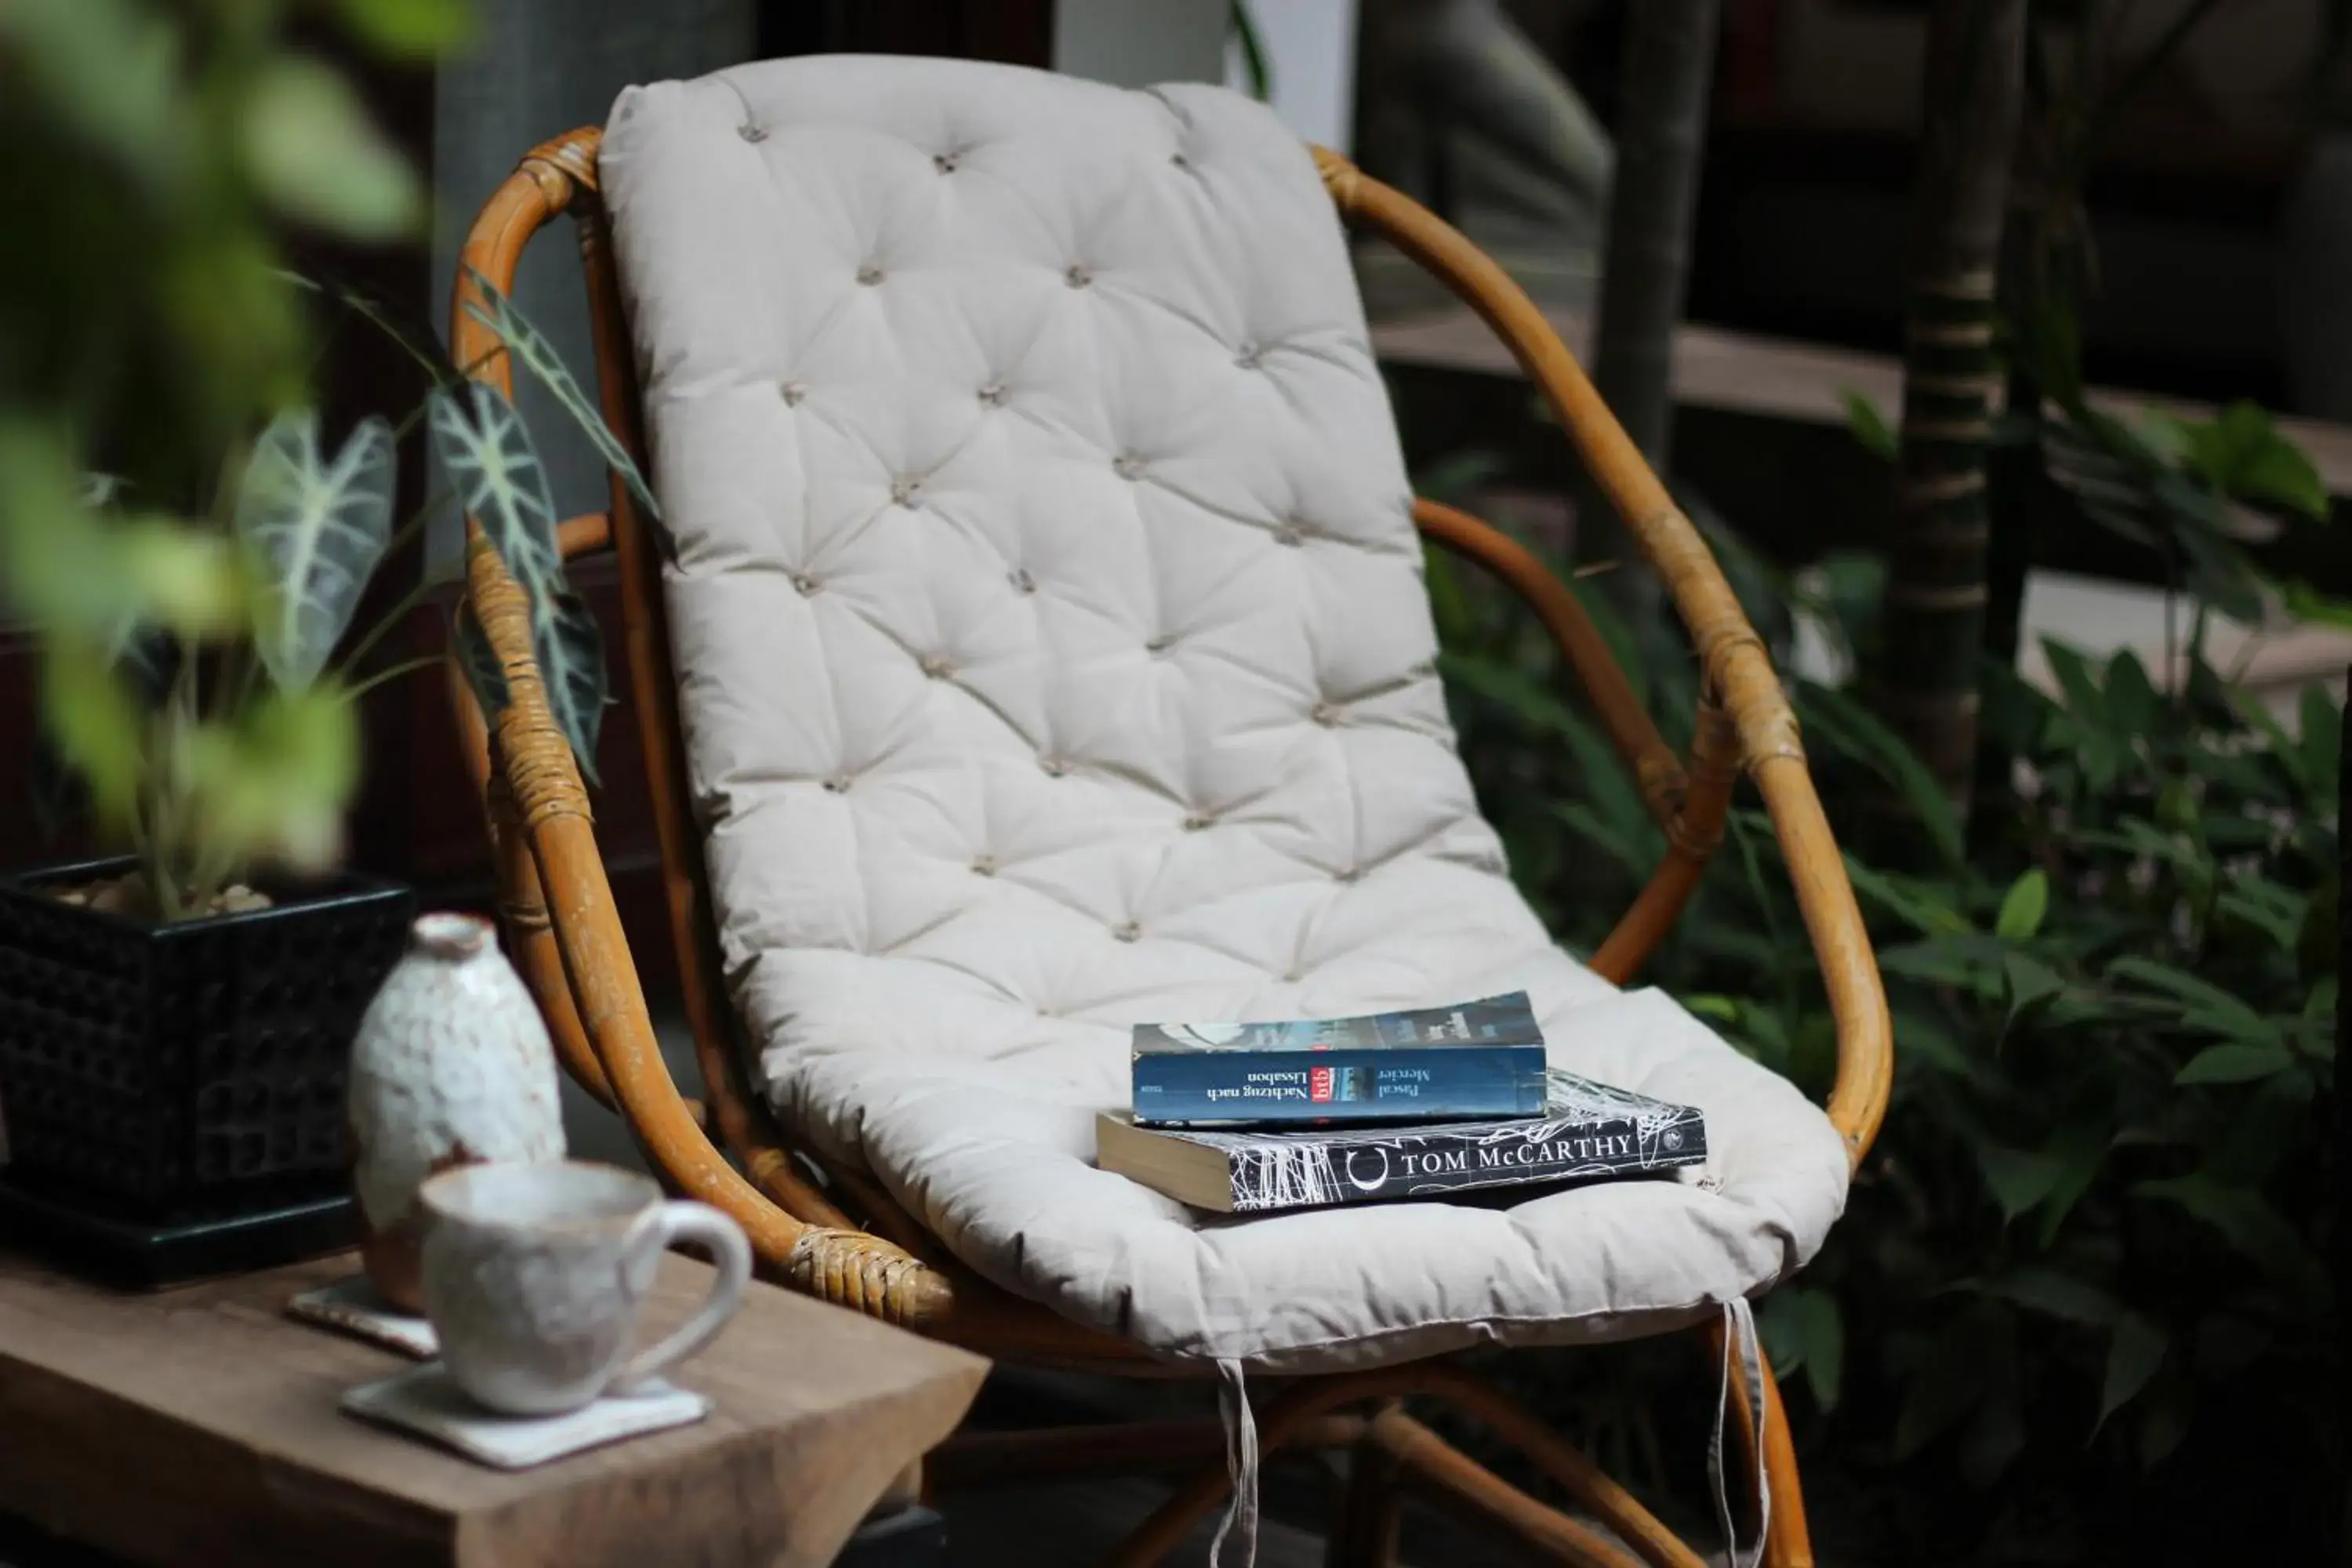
[417,1160,750,1417]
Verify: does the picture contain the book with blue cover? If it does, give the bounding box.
[1129,992,1548,1127]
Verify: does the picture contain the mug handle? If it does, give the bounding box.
[609,1201,752,1396]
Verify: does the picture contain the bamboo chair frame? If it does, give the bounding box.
[448,126,1892,1568]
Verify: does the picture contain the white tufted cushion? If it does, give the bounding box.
[598,56,1849,1371]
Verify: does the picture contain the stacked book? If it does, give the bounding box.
[1097,992,1708,1213]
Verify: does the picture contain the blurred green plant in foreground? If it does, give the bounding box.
[0,0,637,918]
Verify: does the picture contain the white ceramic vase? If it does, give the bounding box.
[348,911,564,1311]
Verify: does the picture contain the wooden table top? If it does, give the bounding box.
[0,1248,988,1568]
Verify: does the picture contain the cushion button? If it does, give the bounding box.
[822,773,853,793]
[1009,568,1036,595]
[978,381,1006,407]
[1274,524,1304,547]
[738,123,768,143]
[1113,453,1145,480]
[1145,635,1172,656]
[1311,702,1337,727]
[920,655,953,680]
[933,151,960,173]
[790,572,818,596]
[1170,151,1190,170]
[1283,969,1304,984]
[1065,264,1092,289]
[1040,755,1066,777]
[1335,867,1362,884]
[1235,342,1262,369]
[891,477,923,506]
[780,380,806,406]
[857,263,884,286]
[971,855,996,877]
[1112,921,1140,943]
[1181,812,1212,832]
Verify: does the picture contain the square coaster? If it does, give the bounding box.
[341,1363,711,1469]
[288,1274,439,1359]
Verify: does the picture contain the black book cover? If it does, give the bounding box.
[1105,1068,1708,1212]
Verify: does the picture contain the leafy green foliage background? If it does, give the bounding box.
[1432,464,2339,1559]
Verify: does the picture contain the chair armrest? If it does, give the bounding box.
[1321,148,1893,1165]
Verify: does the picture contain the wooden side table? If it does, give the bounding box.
[0,1249,987,1567]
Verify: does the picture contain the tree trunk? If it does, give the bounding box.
[1577,0,1719,627]
[1876,0,2027,818]
[1971,357,2042,834]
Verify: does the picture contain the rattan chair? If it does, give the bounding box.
[448,96,1889,1568]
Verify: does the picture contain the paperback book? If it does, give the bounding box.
[1130,992,1548,1127]
[1098,1069,1707,1213]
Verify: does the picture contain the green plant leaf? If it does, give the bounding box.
[429,381,607,783]
[1985,1266,2118,1327]
[1977,1144,2064,1221]
[2137,1381,2193,1470]
[2107,649,2160,732]
[1554,801,1657,880]
[2035,1122,2111,1248]
[1845,857,1973,937]
[1957,1310,2026,1486]
[2300,683,2341,808]
[1879,932,2009,997]
[1892,1007,1993,1084]
[1796,1288,1844,1410]
[2215,884,2305,950]
[183,684,360,879]
[38,638,144,830]
[1797,681,1965,868]
[0,423,230,641]
[2040,638,2108,728]
[2135,1173,2329,1304]
[1412,449,1508,506]
[1229,0,1273,100]
[112,519,249,638]
[2231,687,2309,793]
[2299,877,2339,984]
[2003,951,2065,1020]
[2108,956,2281,1045]
[1,0,187,184]
[330,0,475,57]
[241,55,422,240]
[2169,401,2328,521]
[541,586,608,775]
[1995,868,2049,942]
[2175,1043,2297,1085]
[2097,1312,2167,1433]
[1960,1378,2027,1489]
[2173,521,2267,626]
[461,268,665,535]
[2282,579,2352,633]
[233,408,395,691]
[451,598,508,716]
[1895,1307,2000,1458]
[1757,1285,1842,1409]
[1841,389,1897,461]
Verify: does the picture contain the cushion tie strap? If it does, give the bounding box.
[1710,1297,1771,1568]
[1207,1358,1260,1567]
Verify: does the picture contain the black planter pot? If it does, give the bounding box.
[0,855,412,1283]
